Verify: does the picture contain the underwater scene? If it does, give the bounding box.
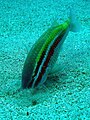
[0,0,90,119]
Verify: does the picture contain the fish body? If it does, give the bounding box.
[22,11,80,89]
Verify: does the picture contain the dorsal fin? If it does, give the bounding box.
[51,20,59,28]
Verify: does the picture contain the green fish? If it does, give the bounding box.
[22,9,80,89]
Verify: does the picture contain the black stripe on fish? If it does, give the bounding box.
[34,30,66,87]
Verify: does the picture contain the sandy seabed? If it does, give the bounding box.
[0,0,90,120]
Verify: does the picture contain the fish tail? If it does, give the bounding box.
[69,7,81,32]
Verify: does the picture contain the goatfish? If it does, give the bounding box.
[22,9,80,89]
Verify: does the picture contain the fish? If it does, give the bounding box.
[22,9,81,89]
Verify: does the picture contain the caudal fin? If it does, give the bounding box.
[69,7,81,32]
